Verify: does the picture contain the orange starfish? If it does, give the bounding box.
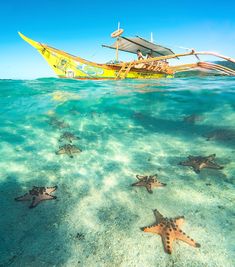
[141,209,201,254]
[131,175,166,193]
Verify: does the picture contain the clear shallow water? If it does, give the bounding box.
[0,77,234,267]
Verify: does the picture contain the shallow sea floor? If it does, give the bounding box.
[0,77,234,267]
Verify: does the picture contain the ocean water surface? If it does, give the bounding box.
[0,77,234,267]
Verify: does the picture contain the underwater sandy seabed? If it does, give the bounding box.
[0,77,234,267]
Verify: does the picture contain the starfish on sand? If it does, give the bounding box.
[55,144,82,158]
[141,209,201,254]
[204,129,235,141]
[48,117,69,129]
[131,175,166,194]
[183,114,203,124]
[179,154,224,173]
[59,132,80,143]
[15,186,57,208]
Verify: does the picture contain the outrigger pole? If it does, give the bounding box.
[112,49,235,78]
[125,49,235,65]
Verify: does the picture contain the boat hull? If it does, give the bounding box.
[19,32,173,80]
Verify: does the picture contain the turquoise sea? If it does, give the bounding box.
[0,77,234,267]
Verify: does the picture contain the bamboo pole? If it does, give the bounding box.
[198,62,235,75]
[124,50,235,65]
[171,63,199,71]
[171,61,235,76]
[195,51,235,63]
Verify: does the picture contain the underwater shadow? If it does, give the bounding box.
[0,171,90,266]
[129,109,235,149]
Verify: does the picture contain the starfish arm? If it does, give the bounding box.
[153,180,166,188]
[179,160,191,166]
[29,194,56,208]
[206,162,223,170]
[142,224,162,234]
[175,231,201,248]
[131,181,146,187]
[68,151,74,158]
[162,233,174,254]
[15,193,31,201]
[173,216,185,227]
[29,196,39,208]
[44,193,57,200]
[153,209,164,222]
[136,175,147,180]
[55,149,64,155]
[208,154,216,160]
[45,186,57,194]
[146,184,153,194]
[192,166,201,173]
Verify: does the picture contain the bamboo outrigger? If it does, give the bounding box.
[18,31,235,80]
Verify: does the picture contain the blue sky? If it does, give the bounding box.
[0,0,235,79]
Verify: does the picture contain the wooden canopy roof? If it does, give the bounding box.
[102,36,175,57]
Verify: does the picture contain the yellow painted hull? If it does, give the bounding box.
[19,32,173,80]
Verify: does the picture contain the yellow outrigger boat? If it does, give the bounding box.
[18,30,235,80]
